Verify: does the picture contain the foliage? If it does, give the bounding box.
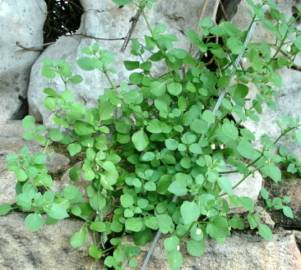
[3,0,301,269]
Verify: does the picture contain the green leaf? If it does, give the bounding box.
[89,244,102,260]
[164,236,179,252]
[165,139,178,151]
[101,161,119,185]
[227,37,243,54]
[150,81,166,97]
[157,214,174,234]
[282,206,294,219]
[258,224,273,240]
[167,250,183,270]
[67,143,82,156]
[206,216,230,240]
[261,164,281,182]
[0,204,12,216]
[48,128,63,142]
[180,201,201,225]
[90,221,107,232]
[70,227,88,248]
[22,115,35,130]
[120,194,134,208]
[25,213,44,232]
[132,129,149,151]
[124,60,140,70]
[238,197,254,212]
[167,82,182,96]
[229,216,245,230]
[46,202,69,220]
[74,121,95,136]
[218,177,233,195]
[77,57,98,71]
[112,0,133,5]
[69,75,83,84]
[168,176,188,196]
[237,139,260,160]
[202,110,215,124]
[125,217,143,232]
[186,240,204,256]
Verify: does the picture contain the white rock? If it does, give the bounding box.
[131,232,301,270]
[229,171,263,202]
[28,0,217,125]
[0,0,46,121]
[244,68,301,160]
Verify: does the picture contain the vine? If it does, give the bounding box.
[2,0,301,269]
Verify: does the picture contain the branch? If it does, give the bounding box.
[121,5,144,52]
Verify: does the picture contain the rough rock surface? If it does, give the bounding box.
[267,179,301,230]
[243,68,301,160]
[229,170,263,203]
[28,0,218,125]
[232,1,301,160]
[0,121,70,204]
[132,232,301,270]
[0,0,46,121]
[0,213,94,270]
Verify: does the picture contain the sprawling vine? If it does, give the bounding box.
[2,0,301,269]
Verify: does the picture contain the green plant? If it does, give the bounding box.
[3,0,301,269]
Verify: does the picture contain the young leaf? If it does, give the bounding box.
[132,129,149,151]
[0,204,12,216]
[180,201,201,225]
[70,227,88,248]
[186,240,204,257]
[25,213,44,232]
[282,206,294,219]
[258,224,273,240]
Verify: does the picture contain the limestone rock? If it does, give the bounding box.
[132,232,301,270]
[229,170,263,203]
[28,0,217,125]
[0,0,46,121]
[243,68,301,160]
[0,213,95,270]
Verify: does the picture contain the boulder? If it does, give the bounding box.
[0,213,95,270]
[28,0,218,125]
[132,232,301,270]
[0,0,46,121]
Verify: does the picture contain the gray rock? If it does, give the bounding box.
[28,0,216,125]
[47,152,70,174]
[228,170,263,203]
[132,232,301,270]
[244,68,301,160]
[0,0,46,121]
[0,213,95,270]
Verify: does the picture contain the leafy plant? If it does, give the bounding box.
[3,0,301,269]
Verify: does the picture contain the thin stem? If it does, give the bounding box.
[219,124,301,192]
[103,70,115,89]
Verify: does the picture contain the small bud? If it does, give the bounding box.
[176,245,180,251]
[220,144,225,150]
[117,103,121,108]
[287,46,291,52]
[211,143,216,150]
[196,228,202,235]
